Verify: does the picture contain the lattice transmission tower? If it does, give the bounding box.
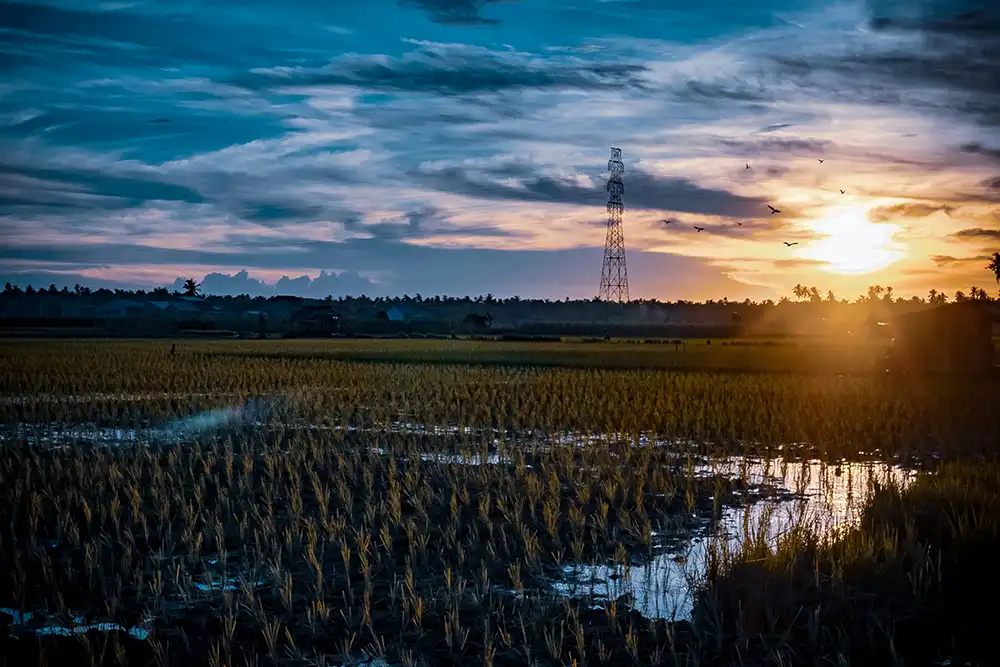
[598,147,629,302]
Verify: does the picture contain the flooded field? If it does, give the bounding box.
[0,402,913,631]
[1,340,998,666]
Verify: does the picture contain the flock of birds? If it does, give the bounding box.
[661,158,840,248]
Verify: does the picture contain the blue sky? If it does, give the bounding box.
[1,0,998,299]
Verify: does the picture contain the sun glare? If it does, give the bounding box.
[801,207,905,275]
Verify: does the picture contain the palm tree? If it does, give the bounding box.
[988,252,1000,284]
[792,284,809,300]
[928,289,947,305]
[182,278,200,297]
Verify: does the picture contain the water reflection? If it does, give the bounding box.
[551,458,913,620]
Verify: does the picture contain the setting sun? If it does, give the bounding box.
[800,207,906,275]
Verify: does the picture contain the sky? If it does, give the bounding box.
[0,0,998,301]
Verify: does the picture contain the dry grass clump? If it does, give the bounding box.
[697,460,1000,666]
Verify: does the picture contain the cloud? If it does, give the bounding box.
[0,163,204,215]
[240,202,331,224]
[718,136,831,156]
[341,204,527,240]
[238,41,650,95]
[931,254,992,266]
[961,143,1000,161]
[0,0,281,70]
[952,228,1000,240]
[173,269,378,298]
[399,0,518,25]
[868,203,954,221]
[772,5,1000,126]
[756,123,795,133]
[414,161,769,217]
[672,80,774,104]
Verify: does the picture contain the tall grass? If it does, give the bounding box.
[699,461,1000,666]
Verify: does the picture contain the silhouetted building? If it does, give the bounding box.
[886,301,999,375]
[241,310,269,336]
[288,305,340,336]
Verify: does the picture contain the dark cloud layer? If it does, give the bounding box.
[953,227,1000,240]
[0,1,288,70]
[931,254,992,266]
[399,0,519,25]
[342,205,527,240]
[238,45,649,95]
[0,164,205,213]
[718,137,831,156]
[775,4,1000,126]
[415,163,768,217]
[962,143,1000,161]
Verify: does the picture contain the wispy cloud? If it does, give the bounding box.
[238,41,650,94]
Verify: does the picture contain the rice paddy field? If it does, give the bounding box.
[2,339,999,667]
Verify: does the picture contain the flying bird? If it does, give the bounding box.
[745,163,750,170]
[693,225,705,232]
[840,189,845,194]
[817,158,824,163]
[767,205,781,214]
[736,221,743,226]
[661,219,674,225]
[783,241,798,247]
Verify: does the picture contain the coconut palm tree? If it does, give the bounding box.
[182,278,201,297]
[988,252,1000,284]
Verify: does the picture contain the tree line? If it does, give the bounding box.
[4,252,998,306]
